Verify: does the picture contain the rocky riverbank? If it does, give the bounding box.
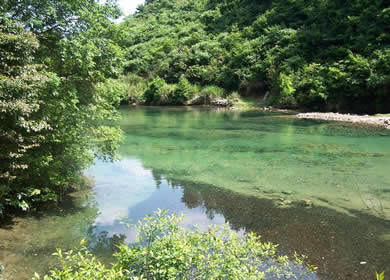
[297,112,390,129]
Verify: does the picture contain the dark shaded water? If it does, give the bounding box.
[1,107,389,279]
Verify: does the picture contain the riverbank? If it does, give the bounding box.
[135,101,390,131]
[229,97,390,128]
[297,112,390,129]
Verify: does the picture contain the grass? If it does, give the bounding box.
[229,94,269,109]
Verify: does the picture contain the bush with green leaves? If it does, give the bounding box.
[36,210,317,280]
[173,76,199,104]
[120,74,150,104]
[201,85,225,100]
[0,1,123,214]
[33,242,131,280]
[144,77,169,105]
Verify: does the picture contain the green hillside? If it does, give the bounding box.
[117,0,390,113]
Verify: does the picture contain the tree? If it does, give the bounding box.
[0,1,123,214]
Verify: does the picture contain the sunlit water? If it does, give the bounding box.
[1,107,389,279]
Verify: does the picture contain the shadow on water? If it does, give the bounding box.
[173,179,390,280]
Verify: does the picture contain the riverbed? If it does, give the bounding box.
[1,106,389,279]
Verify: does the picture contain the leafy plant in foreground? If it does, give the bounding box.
[35,210,317,280]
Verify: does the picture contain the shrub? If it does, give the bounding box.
[172,76,199,104]
[293,64,328,111]
[120,74,149,104]
[270,72,297,108]
[144,77,168,105]
[160,83,177,105]
[36,210,317,280]
[201,85,225,100]
[33,241,130,280]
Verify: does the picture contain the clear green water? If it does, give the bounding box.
[1,106,389,279]
[119,107,390,218]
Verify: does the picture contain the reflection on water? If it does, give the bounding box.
[85,157,389,280]
[1,107,390,279]
[88,158,318,280]
[85,158,237,245]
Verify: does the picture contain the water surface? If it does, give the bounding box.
[1,107,389,279]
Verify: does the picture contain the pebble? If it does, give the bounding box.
[299,199,313,207]
[263,190,274,194]
[282,190,293,195]
[278,199,292,207]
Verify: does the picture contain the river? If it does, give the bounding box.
[1,106,389,279]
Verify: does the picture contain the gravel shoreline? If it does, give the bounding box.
[297,112,390,129]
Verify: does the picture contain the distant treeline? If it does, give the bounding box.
[117,0,390,113]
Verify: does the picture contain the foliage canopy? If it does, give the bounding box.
[0,0,123,214]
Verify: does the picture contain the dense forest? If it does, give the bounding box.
[116,0,390,113]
